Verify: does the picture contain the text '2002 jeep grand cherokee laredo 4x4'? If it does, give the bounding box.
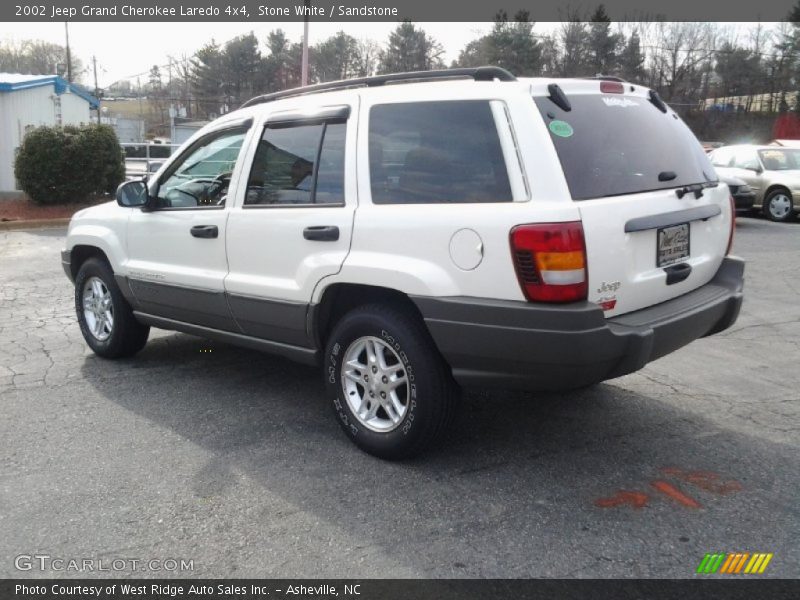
[62,67,744,459]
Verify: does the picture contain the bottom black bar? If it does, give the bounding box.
[2,579,798,600]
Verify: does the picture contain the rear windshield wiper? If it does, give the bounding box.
[675,181,718,199]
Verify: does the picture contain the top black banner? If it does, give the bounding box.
[2,0,798,22]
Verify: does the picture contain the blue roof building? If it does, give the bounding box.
[0,73,99,192]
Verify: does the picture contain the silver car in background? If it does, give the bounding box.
[710,144,800,222]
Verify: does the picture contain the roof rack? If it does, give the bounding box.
[241,66,516,108]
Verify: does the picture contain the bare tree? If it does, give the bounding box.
[648,22,718,104]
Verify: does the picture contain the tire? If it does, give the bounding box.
[762,189,795,222]
[324,303,459,459]
[74,257,150,358]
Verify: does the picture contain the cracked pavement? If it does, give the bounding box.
[0,218,798,578]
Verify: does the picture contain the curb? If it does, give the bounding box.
[0,218,70,231]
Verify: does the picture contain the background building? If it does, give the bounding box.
[171,118,209,145]
[0,73,98,194]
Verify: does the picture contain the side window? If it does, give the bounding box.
[733,149,760,170]
[369,101,513,204]
[710,148,733,167]
[157,128,246,209]
[759,149,797,170]
[315,123,346,205]
[245,121,345,206]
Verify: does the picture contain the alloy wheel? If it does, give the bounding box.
[82,276,114,341]
[341,336,409,432]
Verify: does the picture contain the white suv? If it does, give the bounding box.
[62,67,744,458]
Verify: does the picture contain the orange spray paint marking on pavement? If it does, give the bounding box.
[661,468,743,495]
[686,472,742,494]
[594,490,649,509]
[650,480,702,508]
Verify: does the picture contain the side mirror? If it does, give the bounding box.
[753,166,764,174]
[116,179,149,207]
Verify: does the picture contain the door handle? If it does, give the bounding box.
[303,225,339,241]
[190,225,218,239]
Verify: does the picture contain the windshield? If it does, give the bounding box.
[758,148,800,170]
[534,94,716,200]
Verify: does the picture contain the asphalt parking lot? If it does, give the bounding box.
[0,216,798,579]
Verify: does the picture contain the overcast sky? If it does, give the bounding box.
[2,21,764,88]
[2,21,518,87]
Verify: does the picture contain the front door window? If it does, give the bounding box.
[157,129,247,208]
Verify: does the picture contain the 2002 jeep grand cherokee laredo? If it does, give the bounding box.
[62,67,744,458]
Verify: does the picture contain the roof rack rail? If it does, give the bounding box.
[241,66,516,108]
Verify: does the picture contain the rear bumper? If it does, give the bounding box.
[412,257,744,391]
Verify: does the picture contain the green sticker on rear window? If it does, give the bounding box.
[549,120,574,138]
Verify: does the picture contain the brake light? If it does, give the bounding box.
[726,195,736,255]
[510,222,588,302]
[600,81,624,94]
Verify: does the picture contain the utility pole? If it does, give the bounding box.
[64,22,72,83]
[92,56,101,124]
[301,0,310,86]
[137,77,143,121]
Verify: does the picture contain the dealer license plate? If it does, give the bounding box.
[657,223,690,267]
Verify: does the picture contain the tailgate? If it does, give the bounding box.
[532,82,731,317]
[579,185,730,316]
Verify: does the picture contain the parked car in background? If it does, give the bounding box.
[701,141,724,153]
[710,144,800,222]
[719,174,756,211]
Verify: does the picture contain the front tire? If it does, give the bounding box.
[324,303,459,459]
[74,257,150,358]
[763,189,794,222]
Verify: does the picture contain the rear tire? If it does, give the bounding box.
[763,189,794,222]
[324,303,459,459]
[74,257,150,358]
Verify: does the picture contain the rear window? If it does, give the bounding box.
[535,94,715,201]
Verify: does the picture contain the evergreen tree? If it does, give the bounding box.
[263,29,303,91]
[190,41,225,118]
[454,11,542,76]
[558,17,589,77]
[377,21,444,74]
[313,31,360,82]
[587,5,622,76]
[223,33,261,105]
[618,30,645,82]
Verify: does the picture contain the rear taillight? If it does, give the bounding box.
[510,222,588,303]
[726,195,736,255]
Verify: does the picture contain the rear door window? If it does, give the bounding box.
[369,101,513,204]
[245,121,345,206]
[534,94,716,200]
